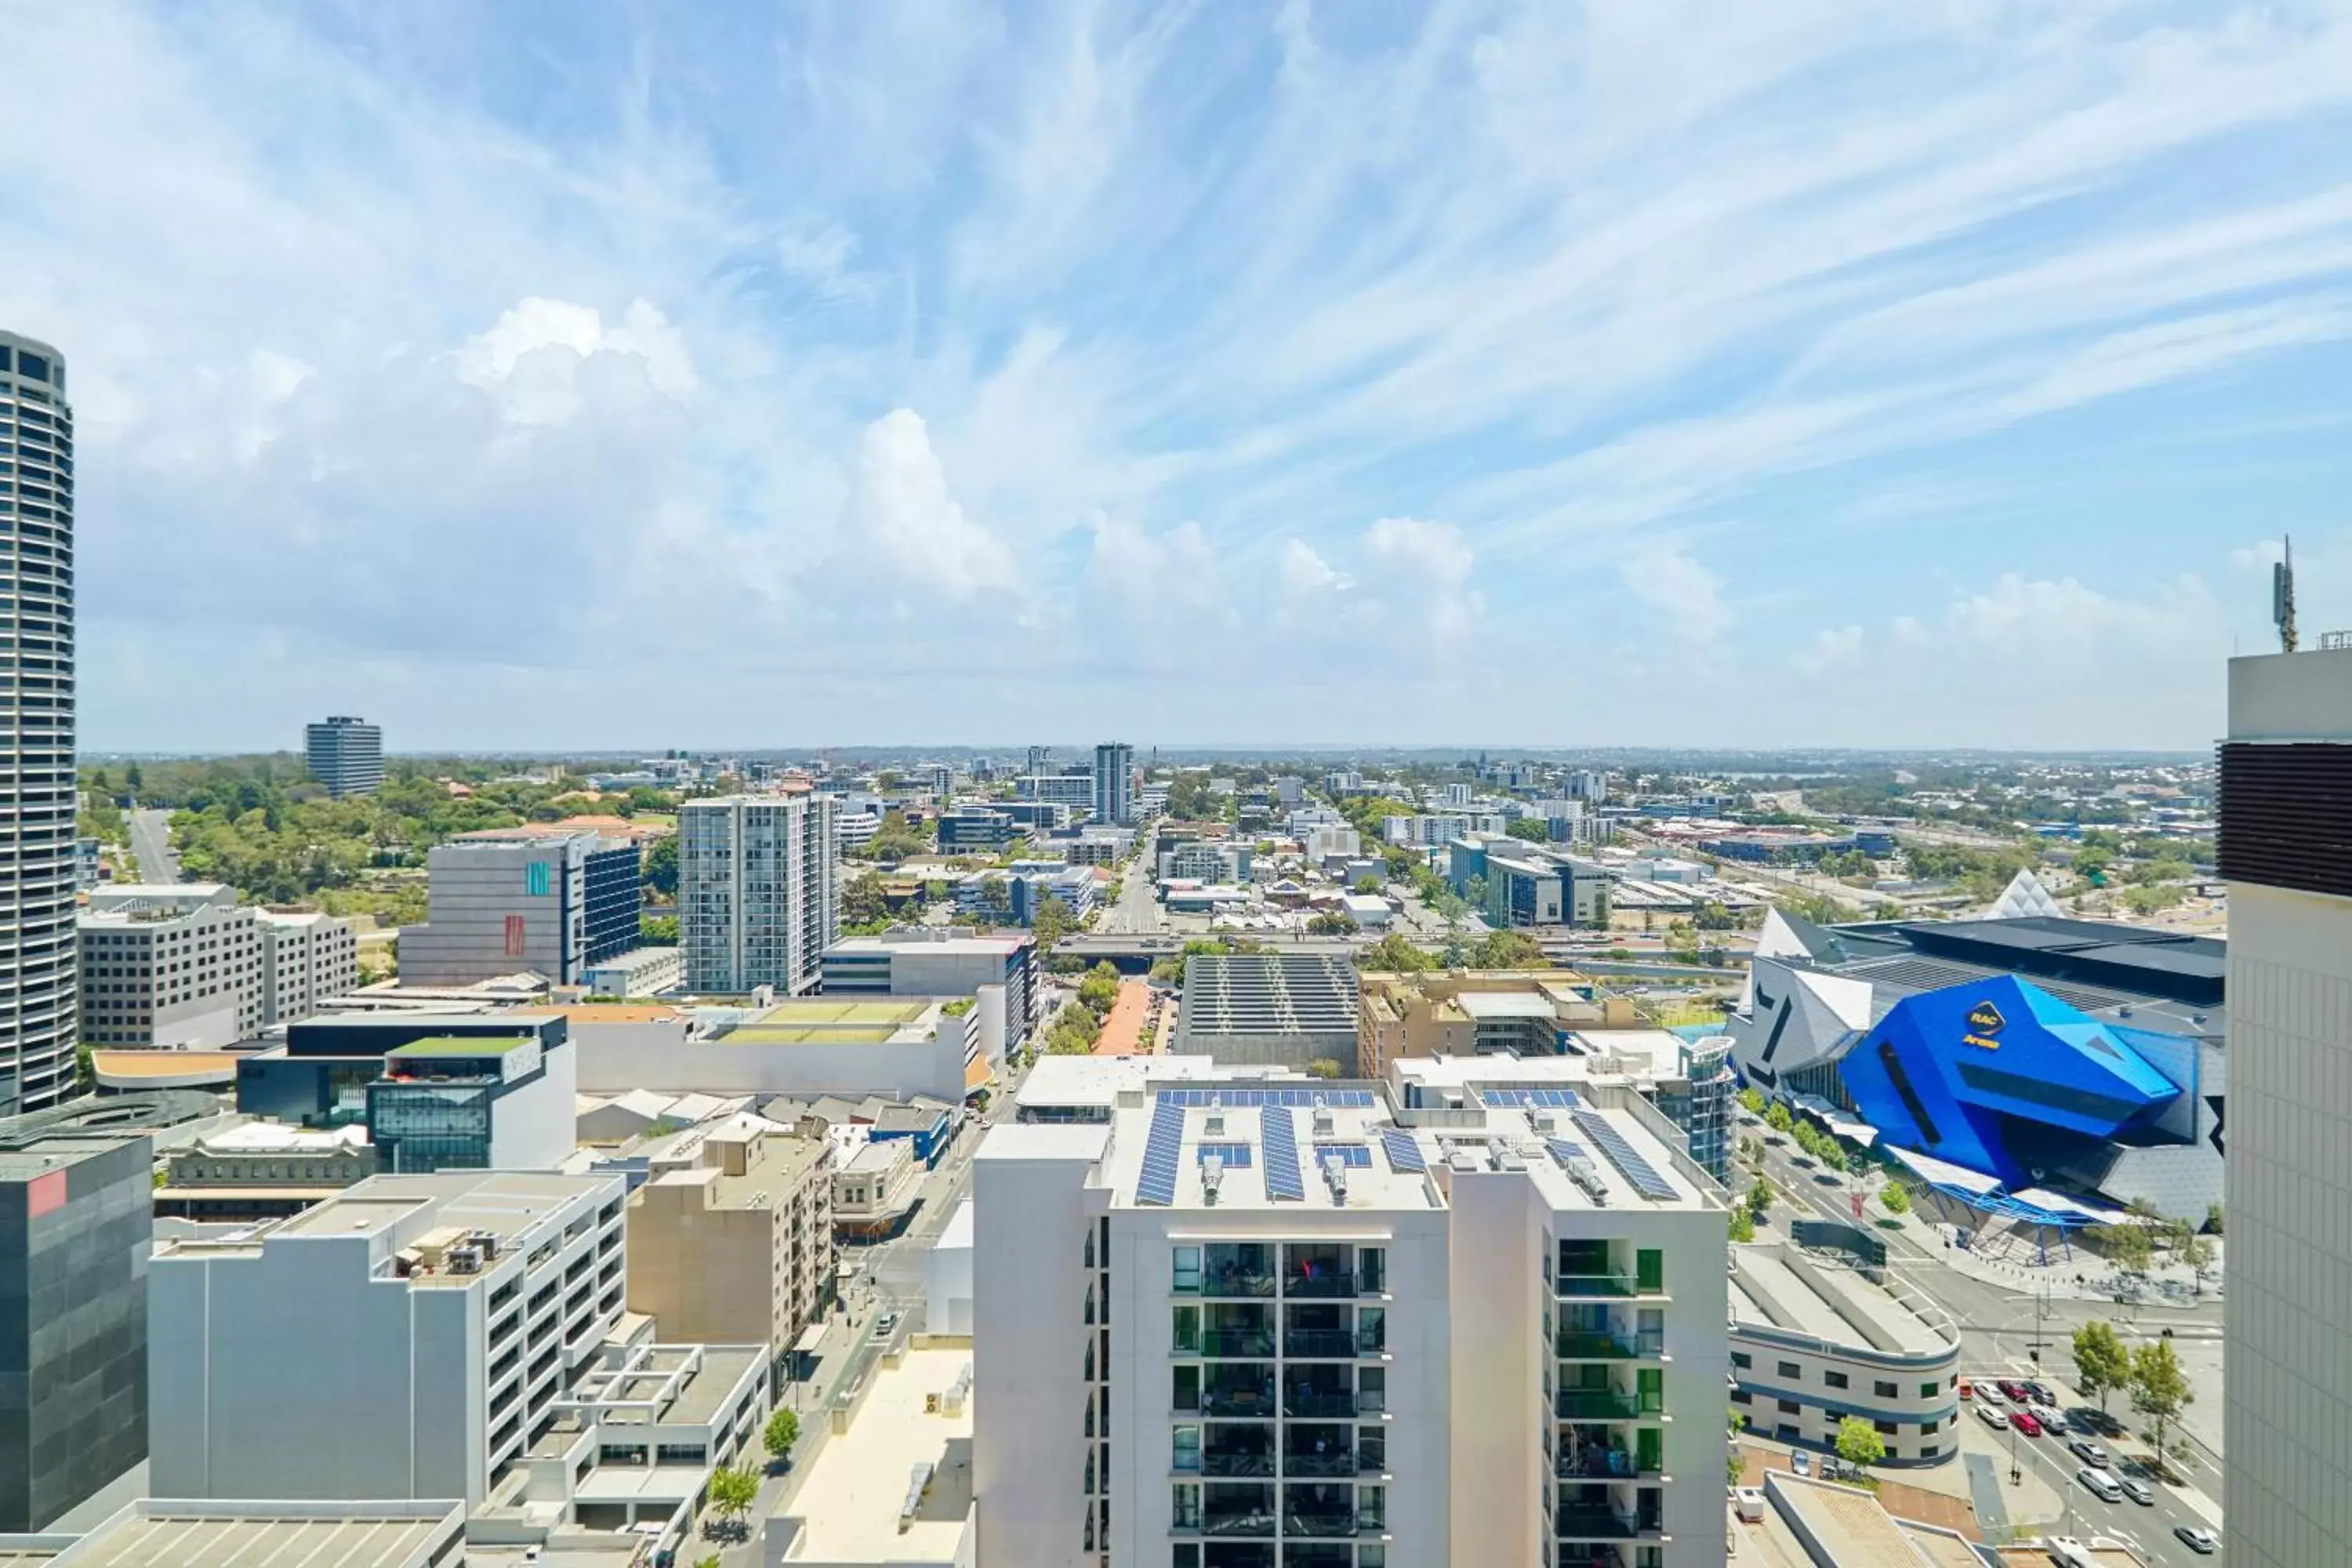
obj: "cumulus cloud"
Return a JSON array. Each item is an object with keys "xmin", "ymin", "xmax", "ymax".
[
  {"xmin": 456, "ymin": 298, "xmax": 698, "ymax": 426},
  {"xmin": 1794, "ymin": 625, "xmax": 1864, "ymax": 675},
  {"xmin": 1279, "ymin": 538, "xmax": 1352, "ymax": 601},
  {"xmin": 1362, "ymin": 517, "xmax": 1483, "ymax": 644},
  {"xmin": 842, "ymin": 409, "xmax": 1018, "ymax": 600},
  {"xmin": 1618, "ymin": 544, "xmax": 1728, "ymax": 636},
  {"xmin": 1087, "ymin": 514, "xmax": 1220, "ymax": 617}
]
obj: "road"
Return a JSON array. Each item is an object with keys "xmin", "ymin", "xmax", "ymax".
[
  {"xmin": 1098, "ymin": 850, "xmax": 1163, "ymax": 935},
  {"xmin": 1743, "ymin": 1120, "xmax": 2224, "ymax": 1564},
  {"xmin": 128, "ymin": 807, "xmax": 179, "ymax": 884}
]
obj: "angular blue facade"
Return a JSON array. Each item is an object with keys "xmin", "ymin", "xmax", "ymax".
[{"xmin": 1838, "ymin": 974, "xmax": 2181, "ymax": 1186}]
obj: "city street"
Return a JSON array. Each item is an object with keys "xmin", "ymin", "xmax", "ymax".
[
  {"xmin": 1740, "ymin": 1116, "xmax": 2225, "ymax": 1563},
  {"xmin": 1098, "ymin": 848, "xmax": 1163, "ymax": 935},
  {"xmin": 128, "ymin": 806, "xmax": 178, "ymax": 883}
]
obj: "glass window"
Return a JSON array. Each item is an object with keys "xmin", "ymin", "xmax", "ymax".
[
  {"xmin": 1635, "ymin": 1248, "xmax": 1663, "ymax": 1291},
  {"xmin": 1777, "ymin": 1398, "xmax": 1799, "ymax": 1414},
  {"xmin": 1171, "ymin": 1483, "xmax": 1200, "ymax": 1530},
  {"xmin": 1359, "ymin": 1246, "xmax": 1386, "ymax": 1293},
  {"xmin": 1777, "ymin": 1362, "xmax": 1801, "ymax": 1380},
  {"xmin": 15, "ymin": 353, "xmax": 45, "ymax": 384},
  {"xmin": 1874, "ymin": 1380, "xmax": 1897, "ymax": 1399},
  {"xmin": 1172, "ymin": 1364, "xmax": 1200, "ymax": 1413},
  {"xmin": 1823, "ymin": 1370, "xmax": 1848, "ymax": 1389},
  {"xmin": 1730, "ymin": 1352, "xmax": 1751, "ymax": 1369},
  {"xmin": 1921, "ymin": 1382, "xmax": 1940, "ymax": 1399},
  {"xmin": 1172, "ymin": 1425, "xmax": 1200, "ymax": 1472},
  {"xmin": 1172, "ymin": 1246, "xmax": 1201, "ymax": 1294},
  {"xmin": 1173, "ymin": 1547, "xmax": 1200, "ymax": 1568},
  {"xmin": 1172, "ymin": 1305, "xmax": 1200, "ymax": 1354}
]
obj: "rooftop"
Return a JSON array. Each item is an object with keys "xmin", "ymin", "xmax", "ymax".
[
  {"xmin": 35, "ymin": 1500, "xmax": 463, "ymax": 1568},
  {"xmin": 715, "ymin": 999, "xmax": 939, "ymax": 1046},
  {"xmin": 1178, "ymin": 953, "xmax": 1358, "ymax": 1038},
  {"xmin": 1731, "ymin": 1243, "xmax": 1951, "ymax": 1356},
  {"xmin": 165, "ymin": 1171, "xmax": 617, "ymax": 1276},
  {"xmin": 384, "ymin": 1033, "xmax": 533, "ymax": 1058},
  {"xmin": 776, "ymin": 1346, "xmax": 974, "ymax": 1564}
]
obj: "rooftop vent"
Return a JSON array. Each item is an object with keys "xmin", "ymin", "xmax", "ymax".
[
  {"xmin": 1322, "ymin": 1153, "xmax": 1349, "ymax": 1202},
  {"xmin": 1202, "ymin": 1154, "xmax": 1225, "ymax": 1204}
]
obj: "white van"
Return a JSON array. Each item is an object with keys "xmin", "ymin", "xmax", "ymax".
[{"xmin": 2078, "ymin": 1467, "xmax": 2125, "ymax": 1503}]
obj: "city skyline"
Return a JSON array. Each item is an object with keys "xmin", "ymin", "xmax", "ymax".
[{"xmin": 9, "ymin": 2, "xmax": 2352, "ymax": 751}]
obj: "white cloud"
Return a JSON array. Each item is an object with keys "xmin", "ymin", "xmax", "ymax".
[
  {"xmin": 1618, "ymin": 545, "xmax": 1728, "ymax": 637},
  {"xmin": 1363, "ymin": 516, "xmax": 1483, "ymax": 645},
  {"xmin": 843, "ymin": 408, "xmax": 1018, "ymax": 600},
  {"xmin": 1087, "ymin": 514, "xmax": 1221, "ymax": 619},
  {"xmin": 456, "ymin": 298, "xmax": 698, "ymax": 426},
  {"xmin": 1279, "ymin": 538, "xmax": 1352, "ymax": 600},
  {"xmin": 1794, "ymin": 625, "xmax": 1864, "ymax": 676}
]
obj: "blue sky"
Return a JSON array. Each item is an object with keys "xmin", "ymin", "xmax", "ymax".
[{"xmin": 9, "ymin": 0, "xmax": 2352, "ymax": 752}]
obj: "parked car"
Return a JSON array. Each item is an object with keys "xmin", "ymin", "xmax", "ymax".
[
  {"xmin": 2069, "ymin": 1439, "xmax": 2112, "ymax": 1468},
  {"xmin": 1956, "ymin": 1376, "xmax": 1974, "ymax": 1401},
  {"xmin": 2039, "ymin": 1409, "xmax": 2071, "ymax": 1436},
  {"xmin": 2119, "ymin": 1475, "xmax": 2155, "ymax": 1506},
  {"xmin": 1997, "ymin": 1378, "xmax": 2031, "ymax": 1403},
  {"xmin": 2024, "ymin": 1380, "xmax": 2060, "ymax": 1406},
  {"xmin": 1976, "ymin": 1405, "xmax": 2011, "ymax": 1431},
  {"xmin": 2010, "ymin": 1410, "xmax": 2043, "ymax": 1438},
  {"xmin": 2174, "ymin": 1524, "xmax": 2220, "ymax": 1555},
  {"xmin": 1791, "ymin": 1451, "xmax": 1812, "ymax": 1477},
  {"xmin": 2078, "ymin": 1467, "xmax": 2125, "ymax": 1503}
]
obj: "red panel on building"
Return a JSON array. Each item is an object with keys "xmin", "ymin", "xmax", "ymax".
[
  {"xmin": 25, "ymin": 1168, "xmax": 67, "ymax": 1219},
  {"xmin": 505, "ymin": 914, "xmax": 526, "ymax": 958}
]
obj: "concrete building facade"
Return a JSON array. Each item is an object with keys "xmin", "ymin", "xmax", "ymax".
[
  {"xmin": 149, "ymin": 1170, "xmax": 630, "ymax": 1508},
  {"xmin": 822, "ymin": 929, "xmax": 1038, "ymax": 1047},
  {"xmin": 0, "ymin": 332, "xmax": 78, "ymax": 1112},
  {"xmin": 256, "ymin": 907, "xmax": 361, "ymax": 1025},
  {"xmin": 626, "ymin": 1120, "xmax": 833, "ymax": 1359},
  {"xmin": 680, "ymin": 793, "xmax": 840, "ymax": 995},
  {"xmin": 303, "ymin": 715, "xmax": 383, "ymax": 798},
  {"xmin": 972, "ymin": 1069, "xmax": 1729, "ymax": 1568},
  {"xmin": 2221, "ymin": 644, "xmax": 2352, "ymax": 1568},
  {"xmin": 401, "ymin": 829, "xmax": 636, "ymax": 987},
  {"xmin": 1175, "ymin": 953, "xmax": 1359, "ymax": 1073},
  {"xmin": 1094, "ymin": 742, "xmax": 1136, "ymax": 827},
  {"xmin": 77, "ymin": 884, "xmax": 264, "ymax": 1048}
]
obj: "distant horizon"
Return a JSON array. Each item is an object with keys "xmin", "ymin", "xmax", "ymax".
[{"xmin": 75, "ymin": 742, "xmax": 2216, "ymax": 765}]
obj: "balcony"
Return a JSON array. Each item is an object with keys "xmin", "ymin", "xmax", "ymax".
[
  {"xmin": 1283, "ymin": 1388, "xmax": 1359, "ymax": 1420},
  {"xmin": 1554, "ymin": 1331, "xmax": 1664, "ymax": 1360},
  {"xmin": 1203, "ymin": 1385, "xmax": 1279, "ymax": 1420},
  {"xmin": 1285, "ymin": 1510, "xmax": 1359, "ymax": 1538},
  {"xmin": 1555, "ymin": 1508, "xmax": 1645, "ymax": 1541},
  {"xmin": 1554, "ymin": 1391, "xmax": 1642, "ymax": 1421},
  {"xmin": 1202, "ymin": 1450, "xmax": 1276, "ymax": 1478},
  {"xmin": 1201, "ymin": 1330, "xmax": 1277, "ymax": 1359},
  {"xmin": 1283, "ymin": 1449, "xmax": 1356, "ymax": 1479},
  {"xmin": 1555, "ymin": 1450, "xmax": 1658, "ymax": 1481},
  {"xmin": 1200, "ymin": 1508, "xmax": 1277, "ymax": 1538},
  {"xmin": 1285, "ymin": 1269, "xmax": 1358, "ymax": 1300},
  {"xmin": 1283, "ymin": 1330, "xmax": 1366, "ymax": 1359},
  {"xmin": 1553, "ymin": 1274, "xmax": 1646, "ymax": 1299}
]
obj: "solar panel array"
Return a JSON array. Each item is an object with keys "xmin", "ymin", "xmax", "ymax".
[
  {"xmin": 1137, "ymin": 1098, "xmax": 1185, "ymax": 1206},
  {"xmin": 1544, "ymin": 1138, "xmax": 1589, "ymax": 1165},
  {"xmin": 1261, "ymin": 1105, "xmax": 1305, "ymax": 1200},
  {"xmin": 1197, "ymin": 1142, "xmax": 1254, "ymax": 1169},
  {"xmin": 1479, "ymin": 1087, "xmax": 1583, "ymax": 1109},
  {"xmin": 1381, "ymin": 1127, "xmax": 1427, "ymax": 1173},
  {"xmin": 1570, "ymin": 1109, "xmax": 1678, "ymax": 1201},
  {"xmin": 1159, "ymin": 1087, "xmax": 1375, "ymax": 1108},
  {"xmin": 1313, "ymin": 1142, "xmax": 1373, "ymax": 1167}
]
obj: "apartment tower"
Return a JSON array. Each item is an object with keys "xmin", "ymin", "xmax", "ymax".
[
  {"xmin": 2221, "ymin": 644, "xmax": 2352, "ymax": 1567},
  {"xmin": 974, "ymin": 1074, "xmax": 1729, "ymax": 1568},
  {"xmin": 1094, "ymin": 742, "xmax": 1136, "ymax": 828},
  {"xmin": 0, "ymin": 332, "xmax": 77, "ymax": 1112},
  {"xmin": 679, "ymin": 793, "xmax": 840, "ymax": 994},
  {"xmin": 304, "ymin": 715, "xmax": 383, "ymax": 798}
]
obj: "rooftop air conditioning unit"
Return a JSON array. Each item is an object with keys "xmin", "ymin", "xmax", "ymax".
[
  {"xmin": 1205, "ymin": 1113, "xmax": 1225, "ymax": 1137},
  {"xmin": 1530, "ymin": 1112, "xmax": 1555, "ymax": 1134},
  {"xmin": 465, "ymin": 1229, "xmax": 500, "ymax": 1259},
  {"xmin": 445, "ymin": 1247, "xmax": 483, "ymax": 1275}
]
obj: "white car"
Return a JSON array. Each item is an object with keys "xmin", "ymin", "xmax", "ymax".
[
  {"xmin": 1975, "ymin": 1382, "xmax": 2005, "ymax": 1405},
  {"xmin": 1976, "ymin": 1404, "xmax": 2010, "ymax": 1430},
  {"xmin": 2174, "ymin": 1524, "xmax": 2220, "ymax": 1555},
  {"xmin": 2078, "ymin": 1467, "xmax": 2124, "ymax": 1503}
]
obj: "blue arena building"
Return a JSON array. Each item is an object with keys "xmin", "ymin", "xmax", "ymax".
[{"xmin": 1726, "ymin": 885, "xmax": 2223, "ymax": 1222}]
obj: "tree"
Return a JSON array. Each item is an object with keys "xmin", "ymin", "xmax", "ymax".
[
  {"xmin": 1149, "ymin": 956, "xmax": 1185, "ymax": 985},
  {"xmin": 1728, "ymin": 1410, "xmax": 1748, "ymax": 1487},
  {"xmin": 2205, "ymin": 1200, "xmax": 2223, "ymax": 1236},
  {"xmin": 763, "ymin": 1405, "xmax": 801, "ymax": 1466},
  {"xmin": 1765, "ymin": 1102, "xmax": 1794, "ymax": 1136},
  {"xmin": 1505, "ymin": 816, "xmax": 1552, "ymax": 844},
  {"xmin": 1305, "ymin": 1058, "xmax": 1341, "ymax": 1080},
  {"xmin": 1077, "ymin": 962, "xmax": 1121, "ymax": 1014},
  {"xmin": 2072, "ymin": 1320, "xmax": 2132, "ymax": 1412},
  {"xmin": 2095, "ymin": 1221, "xmax": 2154, "ymax": 1283},
  {"xmin": 2179, "ymin": 1230, "xmax": 2216, "ymax": 1292},
  {"xmin": 1835, "ymin": 1414, "xmax": 1886, "ymax": 1478},
  {"xmin": 2129, "ymin": 1339, "xmax": 2194, "ymax": 1475},
  {"xmin": 1352, "ymin": 873, "xmax": 1385, "ymax": 895},
  {"xmin": 640, "ymin": 913, "xmax": 680, "ymax": 945},
  {"xmin": 706, "ymin": 1462, "xmax": 760, "ymax": 1528},
  {"xmin": 1468, "ymin": 928, "xmax": 1547, "ymax": 969},
  {"xmin": 1031, "ymin": 894, "xmax": 1077, "ymax": 953},
  {"xmin": 840, "ymin": 870, "xmax": 891, "ymax": 929},
  {"xmin": 1728, "ymin": 1206, "xmax": 1755, "ymax": 1243},
  {"xmin": 1745, "ymin": 1178, "xmax": 1773, "ymax": 1220},
  {"xmin": 1360, "ymin": 932, "xmax": 1437, "ymax": 973},
  {"xmin": 1878, "ymin": 1181, "xmax": 1910, "ymax": 1217},
  {"xmin": 1737, "ymin": 1087, "xmax": 1766, "ymax": 1116},
  {"xmin": 642, "ymin": 833, "xmax": 680, "ymax": 897}
]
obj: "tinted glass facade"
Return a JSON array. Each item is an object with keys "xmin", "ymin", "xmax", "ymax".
[
  {"xmin": 583, "ymin": 844, "xmax": 641, "ymax": 964},
  {"xmin": 0, "ymin": 1136, "xmax": 150, "ymax": 1530},
  {"xmin": 368, "ymin": 1080, "xmax": 494, "ymax": 1173}
]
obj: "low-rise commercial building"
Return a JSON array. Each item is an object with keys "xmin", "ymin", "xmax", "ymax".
[
  {"xmin": 154, "ymin": 1121, "xmax": 379, "ymax": 1222},
  {"xmin": 762, "ymin": 1345, "xmax": 976, "ymax": 1566},
  {"xmin": 579, "ymin": 944, "xmax": 683, "ymax": 997},
  {"xmin": 1446, "ymin": 837, "xmax": 1613, "ymax": 929},
  {"xmin": 822, "ymin": 929, "xmax": 1037, "ymax": 1047},
  {"xmin": 1357, "ymin": 970, "xmax": 1635, "ymax": 1074},
  {"xmin": 150, "ymin": 1171, "xmax": 631, "ymax": 1508},
  {"xmin": 256, "ymin": 907, "xmax": 361, "ymax": 1023},
  {"xmin": 626, "ymin": 1120, "xmax": 833, "ymax": 1357},
  {"xmin": 399, "ymin": 829, "xmax": 640, "ymax": 986},
  {"xmin": 77, "ymin": 883, "xmax": 265, "ymax": 1047},
  {"xmin": 1160, "ymin": 840, "xmax": 1253, "ymax": 884},
  {"xmin": 568, "ymin": 996, "xmax": 996, "ymax": 1104},
  {"xmin": 1174, "ymin": 953, "xmax": 1359, "ymax": 1073},
  {"xmin": 833, "ymin": 1138, "xmax": 921, "ymax": 1239},
  {"xmin": 1728, "ymin": 1243, "xmax": 1961, "ymax": 1465},
  {"xmin": 953, "ymin": 863, "xmax": 1098, "ymax": 925},
  {"xmin": 24, "ymin": 1499, "xmax": 469, "ymax": 1568}
]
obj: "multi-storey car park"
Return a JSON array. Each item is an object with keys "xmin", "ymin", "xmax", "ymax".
[
  {"xmin": 1176, "ymin": 953, "xmax": 1361, "ymax": 1075},
  {"xmin": 973, "ymin": 1073, "xmax": 1730, "ymax": 1568}
]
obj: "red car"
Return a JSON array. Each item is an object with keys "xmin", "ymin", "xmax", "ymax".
[
  {"xmin": 1997, "ymin": 1379, "xmax": 2031, "ymax": 1403},
  {"xmin": 2011, "ymin": 1410, "xmax": 2044, "ymax": 1438}
]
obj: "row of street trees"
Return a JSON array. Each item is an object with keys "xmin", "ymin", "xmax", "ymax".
[{"xmin": 2072, "ymin": 1322, "xmax": 2197, "ymax": 1476}]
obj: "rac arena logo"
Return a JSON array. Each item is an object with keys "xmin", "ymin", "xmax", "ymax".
[{"xmin": 1962, "ymin": 1000, "xmax": 2006, "ymax": 1051}]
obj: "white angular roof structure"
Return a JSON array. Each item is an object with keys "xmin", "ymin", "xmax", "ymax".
[{"xmin": 1982, "ymin": 868, "xmax": 2064, "ymax": 921}]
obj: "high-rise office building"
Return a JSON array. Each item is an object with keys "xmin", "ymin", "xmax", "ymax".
[
  {"xmin": 0, "ymin": 333, "xmax": 77, "ymax": 1114},
  {"xmin": 974, "ymin": 1072, "xmax": 1729, "ymax": 1567},
  {"xmin": 1094, "ymin": 742, "xmax": 1135, "ymax": 827},
  {"xmin": 397, "ymin": 827, "xmax": 637, "ymax": 985},
  {"xmin": 0, "ymin": 1106, "xmax": 154, "ymax": 1530},
  {"xmin": 679, "ymin": 793, "xmax": 839, "ymax": 994},
  {"xmin": 2221, "ymin": 644, "xmax": 2352, "ymax": 1568},
  {"xmin": 303, "ymin": 715, "xmax": 383, "ymax": 797}
]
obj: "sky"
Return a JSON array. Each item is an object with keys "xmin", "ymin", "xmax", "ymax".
[{"xmin": 9, "ymin": 0, "xmax": 2352, "ymax": 753}]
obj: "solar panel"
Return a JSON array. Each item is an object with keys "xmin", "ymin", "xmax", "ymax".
[
  {"xmin": 1160, "ymin": 1088, "xmax": 1376, "ymax": 1108},
  {"xmin": 1480, "ymin": 1087, "xmax": 1583, "ymax": 1110},
  {"xmin": 1314, "ymin": 1142, "xmax": 1372, "ymax": 1167},
  {"xmin": 1570, "ymin": 1109, "xmax": 1678, "ymax": 1201},
  {"xmin": 1198, "ymin": 1142, "xmax": 1253, "ymax": 1169},
  {"xmin": 1545, "ymin": 1138, "xmax": 1589, "ymax": 1164},
  {"xmin": 1137, "ymin": 1098, "xmax": 1185, "ymax": 1206},
  {"xmin": 1261, "ymin": 1105, "xmax": 1305, "ymax": 1200},
  {"xmin": 1381, "ymin": 1127, "xmax": 1426, "ymax": 1173}
]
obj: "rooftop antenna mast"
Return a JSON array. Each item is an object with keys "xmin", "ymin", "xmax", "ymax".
[{"xmin": 2276, "ymin": 535, "xmax": 2299, "ymax": 653}]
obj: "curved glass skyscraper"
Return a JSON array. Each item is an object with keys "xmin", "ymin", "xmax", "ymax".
[{"xmin": 0, "ymin": 332, "xmax": 76, "ymax": 1112}]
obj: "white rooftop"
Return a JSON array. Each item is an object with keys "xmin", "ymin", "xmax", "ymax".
[
  {"xmin": 1012, "ymin": 1053, "xmax": 1303, "ymax": 1112},
  {"xmin": 776, "ymin": 1346, "xmax": 974, "ymax": 1563},
  {"xmin": 1456, "ymin": 991, "xmax": 1559, "ymax": 1020}
]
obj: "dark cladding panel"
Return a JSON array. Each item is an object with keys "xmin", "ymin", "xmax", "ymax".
[{"xmin": 2220, "ymin": 742, "xmax": 2352, "ymax": 898}]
